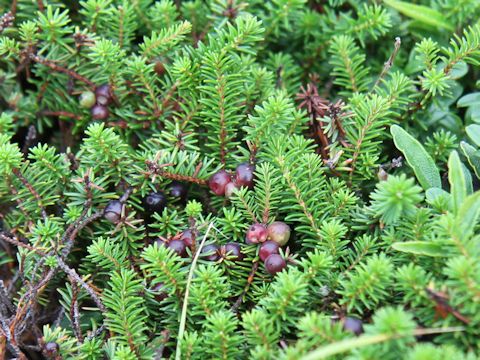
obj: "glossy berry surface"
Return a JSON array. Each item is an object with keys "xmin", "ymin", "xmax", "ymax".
[
  {"xmin": 143, "ymin": 191, "xmax": 167, "ymax": 214},
  {"xmin": 343, "ymin": 317, "xmax": 363, "ymax": 335},
  {"xmin": 180, "ymin": 229, "xmax": 195, "ymax": 249},
  {"xmin": 235, "ymin": 162, "xmax": 255, "ymax": 188},
  {"xmin": 245, "ymin": 223, "xmax": 268, "ymax": 244},
  {"xmin": 91, "ymin": 104, "xmax": 109, "ymax": 120},
  {"xmin": 208, "ymin": 170, "xmax": 232, "ymax": 196},
  {"xmin": 264, "ymin": 254, "xmax": 287, "ymax": 275},
  {"xmin": 79, "ymin": 91, "xmax": 96, "ymax": 108},
  {"xmin": 267, "ymin": 221, "xmax": 291, "ymax": 246},
  {"xmin": 169, "ymin": 181, "xmax": 188, "ymax": 199},
  {"xmin": 95, "ymin": 84, "xmax": 112, "ymax": 105},
  {"xmin": 224, "ymin": 182, "xmax": 238, "ymax": 198},
  {"xmin": 259, "ymin": 241, "xmax": 280, "ymax": 261},
  {"xmin": 151, "ymin": 282, "xmax": 168, "ymax": 302},
  {"xmin": 202, "ymin": 244, "xmax": 220, "ymax": 261},
  {"xmin": 223, "ymin": 242, "xmax": 244, "ymax": 261},
  {"xmin": 167, "ymin": 239, "xmax": 187, "ymax": 257},
  {"xmin": 104, "ymin": 200, "xmax": 123, "ymax": 223},
  {"xmin": 43, "ymin": 342, "xmax": 59, "ymax": 357}
]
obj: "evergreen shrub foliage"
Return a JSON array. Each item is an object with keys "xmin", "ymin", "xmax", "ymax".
[{"xmin": 0, "ymin": 0, "xmax": 480, "ymax": 359}]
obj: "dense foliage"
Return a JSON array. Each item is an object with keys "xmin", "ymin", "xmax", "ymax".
[{"xmin": 1, "ymin": 0, "xmax": 480, "ymax": 359}]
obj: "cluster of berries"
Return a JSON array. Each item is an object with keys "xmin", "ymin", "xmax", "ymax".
[
  {"xmin": 79, "ymin": 84, "xmax": 113, "ymax": 120},
  {"xmin": 245, "ymin": 221, "xmax": 291, "ymax": 275},
  {"xmin": 103, "ymin": 182, "xmax": 188, "ymax": 224},
  {"xmin": 208, "ymin": 163, "xmax": 255, "ymax": 197}
]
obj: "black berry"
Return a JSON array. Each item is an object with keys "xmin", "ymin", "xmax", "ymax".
[
  {"xmin": 235, "ymin": 162, "xmax": 255, "ymax": 188},
  {"xmin": 167, "ymin": 239, "xmax": 187, "ymax": 257},
  {"xmin": 95, "ymin": 84, "xmax": 113, "ymax": 106},
  {"xmin": 201, "ymin": 244, "xmax": 220, "ymax": 261},
  {"xmin": 180, "ymin": 229, "xmax": 195, "ymax": 249},
  {"xmin": 223, "ymin": 242, "xmax": 244, "ymax": 261},
  {"xmin": 208, "ymin": 170, "xmax": 232, "ymax": 196},
  {"xmin": 169, "ymin": 181, "xmax": 188, "ymax": 199},
  {"xmin": 264, "ymin": 254, "xmax": 287, "ymax": 275},
  {"xmin": 43, "ymin": 342, "xmax": 59, "ymax": 357},
  {"xmin": 267, "ymin": 221, "xmax": 291, "ymax": 246},
  {"xmin": 259, "ymin": 240, "xmax": 280, "ymax": 262},
  {"xmin": 91, "ymin": 104, "xmax": 109, "ymax": 120},
  {"xmin": 343, "ymin": 317, "xmax": 363, "ymax": 335},
  {"xmin": 151, "ymin": 282, "xmax": 168, "ymax": 302},
  {"xmin": 79, "ymin": 91, "xmax": 96, "ymax": 108},
  {"xmin": 245, "ymin": 223, "xmax": 268, "ymax": 244},
  {"xmin": 143, "ymin": 191, "xmax": 167, "ymax": 214},
  {"xmin": 104, "ymin": 200, "xmax": 123, "ymax": 223}
]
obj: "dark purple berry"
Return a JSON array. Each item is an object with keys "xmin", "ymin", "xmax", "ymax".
[
  {"xmin": 91, "ymin": 104, "xmax": 109, "ymax": 120},
  {"xmin": 259, "ymin": 241, "xmax": 280, "ymax": 262},
  {"xmin": 267, "ymin": 221, "xmax": 291, "ymax": 246},
  {"xmin": 152, "ymin": 282, "xmax": 168, "ymax": 302},
  {"xmin": 169, "ymin": 181, "xmax": 188, "ymax": 199},
  {"xmin": 223, "ymin": 242, "xmax": 244, "ymax": 261},
  {"xmin": 202, "ymin": 244, "xmax": 220, "ymax": 261},
  {"xmin": 343, "ymin": 317, "xmax": 363, "ymax": 335},
  {"xmin": 180, "ymin": 229, "xmax": 195, "ymax": 249},
  {"xmin": 43, "ymin": 342, "xmax": 59, "ymax": 357},
  {"xmin": 225, "ymin": 182, "xmax": 239, "ymax": 198},
  {"xmin": 104, "ymin": 200, "xmax": 123, "ymax": 223},
  {"xmin": 208, "ymin": 170, "xmax": 232, "ymax": 196},
  {"xmin": 79, "ymin": 91, "xmax": 96, "ymax": 108},
  {"xmin": 95, "ymin": 84, "xmax": 113, "ymax": 105},
  {"xmin": 245, "ymin": 223, "xmax": 268, "ymax": 244},
  {"xmin": 167, "ymin": 239, "xmax": 187, "ymax": 257},
  {"xmin": 235, "ymin": 162, "xmax": 255, "ymax": 189},
  {"xmin": 143, "ymin": 192, "xmax": 167, "ymax": 214},
  {"xmin": 264, "ymin": 254, "xmax": 287, "ymax": 275}
]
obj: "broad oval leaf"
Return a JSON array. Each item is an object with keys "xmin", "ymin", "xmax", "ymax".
[
  {"xmin": 383, "ymin": 0, "xmax": 454, "ymax": 31},
  {"xmin": 390, "ymin": 125, "xmax": 441, "ymax": 190},
  {"xmin": 392, "ymin": 241, "xmax": 444, "ymax": 257},
  {"xmin": 466, "ymin": 124, "xmax": 480, "ymax": 147}
]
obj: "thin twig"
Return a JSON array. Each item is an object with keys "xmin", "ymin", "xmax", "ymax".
[
  {"xmin": 12, "ymin": 168, "xmax": 48, "ymax": 220},
  {"xmin": 69, "ymin": 280, "xmax": 84, "ymax": 343},
  {"xmin": 175, "ymin": 223, "xmax": 214, "ymax": 360},
  {"xmin": 231, "ymin": 261, "xmax": 260, "ymax": 312},
  {"xmin": 56, "ymin": 258, "xmax": 106, "ymax": 313},
  {"xmin": 372, "ymin": 37, "xmax": 401, "ymax": 90},
  {"xmin": 29, "ymin": 54, "xmax": 95, "ymax": 88}
]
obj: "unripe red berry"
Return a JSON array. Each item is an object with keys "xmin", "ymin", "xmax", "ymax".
[
  {"xmin": 264, "ymin": 254, "xmax": 287, "ymax": 275},
  {"xmin": 245, "ymin": 223, "xmax": 268, "ymax": 244},
  {"xmin": 267, "ymin": 221, "xmax": 291, "ymax": 246},
  {"xmin": 169, "ymin": 181, "xmax": 188, "ymax": 199},
  {"xmin": 91, "ymin": 104, "xmax": 109, "ymax": 120},
  {"xmin": 235, "ymin": 162, "xmax": 255, "ymax": 188},
  {"xmin": 143, "ymin": 191, "xmax": 167, "ymax": 214},
  {"xmin": 79, "ymin": 91, "xmax": 96, "ymax": 108},
  {"xmin": 104, "ymin": 200, "xmax": 123, "ymax": 223},
  {"xmin": 208, "ymin": 170, "xmax": 232, "ymax": 196},
  {"xmin": 223, "ymin": 242, "xmax": 244, "ymax": 261},
  {"xmin": 180, "ymin": 229, "xmax": 195, "ymax": 249},
  {"xmin": 43, "ymin": 341, "xmax": 59, "ymax": 358},
  {"xmin": 343, "ymin": 317, "xmax": 363, "ymax": 335},
  {"xmin": 95, "ymin": 84, "xmax": 113, "ymax": 105},
  {"xmin": 259, "ymin": 241, "xmax": 280, "ymax": 262},
  {"xmin": 202, "ymin": 244, "xmax": 220, "ymax": 261}
]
